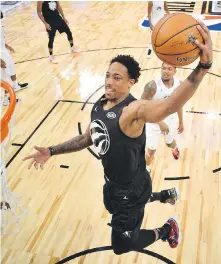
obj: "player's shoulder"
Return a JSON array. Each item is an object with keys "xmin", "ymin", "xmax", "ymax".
[
  {"xmin": 145, "ymin": 79, "xmax": 157, "ymax": 89},
  {"xmin": 141, "ymin": 80, "xmax": 157, "ymax": 100}
]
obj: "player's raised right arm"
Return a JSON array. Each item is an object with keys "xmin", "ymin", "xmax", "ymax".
[{"xmin": 132, "ymin": 20, "xmax": 212, "ymax": 124}]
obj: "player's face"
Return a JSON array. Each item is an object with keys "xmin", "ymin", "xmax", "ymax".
[
  {"xmin": 161, "ymin": 63, "xmax": 176, "ymax": 81},
  {"xmin": 105, "ymin": 62, "xmax": 135, "ymax": 100}
]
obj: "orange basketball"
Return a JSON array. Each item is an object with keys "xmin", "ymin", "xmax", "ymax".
[{"xmin": 151, "ymin": 13, "xmax": 204, "ymax": 66}]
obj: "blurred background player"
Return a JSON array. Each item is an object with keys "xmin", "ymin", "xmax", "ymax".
[
  {"xmin": 147, "ymin": 1, "xmax": 170, "ymax": 57},
  {"xmin": 141, "ymin": 62, "xmax": 184, "ymax": 172},
  {"xmin": 37, "ymin": 1, "xmax": 79, "ymax": 64},
  {"xmin": 0, "ymin": 11, "xmax": 28, "ymax": 106}
]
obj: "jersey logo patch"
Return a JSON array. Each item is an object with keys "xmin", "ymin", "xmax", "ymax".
[
  {"xmin": 49, "ymin": 1, "xmax": 57, "ymax": 11},
  {"xmin": 106, "ymin": 112, "xmax": 116, "ymax": 119},
  {"xmin": 90, "ymin": 119, "xmax": 110, "ymax": 155}
]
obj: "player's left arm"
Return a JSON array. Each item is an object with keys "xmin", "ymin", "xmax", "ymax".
[
  {"xmin": 164, "ymin": 1, "xmax": 170, "ymax": 14},
  {"xmin": 176, "ymin": 80, "xmax": 184, "ymax": 133},
  {"xmin": 177, "ymin": 107, "xmax": 184, "ymax": 133},
  {"xmin": 57, "ymin": 1, "xmax": 68, "ymax": 23}
]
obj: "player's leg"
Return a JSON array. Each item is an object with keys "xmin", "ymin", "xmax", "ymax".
[
  {"xmin": 62, "ymin": 21, "xmax": 80, "ymax": 53},
  {"xmin": 145, "ymin": 131, "xmax": 159, "ymax": 172},
  {"xmin": 164, "ymin": 119, "xmax": 180, "ymax": 160},
  {"xmin": 111, "ymin": 209, "xmax": 180, "ymax": 254},
  {"xmin": 47, "ymin": 28, "xmax": 57, "ymax": 63}
]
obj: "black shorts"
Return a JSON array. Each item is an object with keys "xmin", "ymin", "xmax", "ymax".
[
  {"xmin": 47, "ymin": 18, "xmax": 70, "ymax": 38},
  {"xmin": 103, "ymin": 172, "xmax": 152, "ymax": 254},
  {"xmin": 103, "ymin": 171, "xmax": 152, "ymax": 214}
]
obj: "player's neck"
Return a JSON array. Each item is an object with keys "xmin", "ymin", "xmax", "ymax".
[
  {"xmin": 105, "ymin": 94, "xmax": 129, "ymax": 109},
  {"xmin": 162, "ymin": 78, "xmax": 174, "ymax": 88}
]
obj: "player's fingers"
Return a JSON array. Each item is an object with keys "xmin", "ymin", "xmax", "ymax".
[
  {"xmin": 40, "ymin": 163, "xmax": 44, "ymax": 170},
  {"xmin": 195, "ymin": 39, "xmax": 204, "ymax": 50},
  {"xmin": 23, "ymin": 155, "xmax": 35, "ymax": 161},
  {"xmin": 28, "ymin": 159, "xmax": 35, "ymax": 169},
  {"xmin": 34, "ymin": 162, "xmax": 39, "ymax": 170},
  {"xmin": 197, "ymin": 19, "xmax": 210, "ymax": 36},
  {"xmin": 196, "ymin": 25, "xmax": 208, "ymax": 43}
]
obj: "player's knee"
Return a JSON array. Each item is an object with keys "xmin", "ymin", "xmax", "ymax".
[
  {"xmin": 112, "ymin": 246, "xmax": 124, "ymax": 255},
  {"xmin": 166, "ymin": 140, "xmax": 174, "ymax": 148},
  {"xmin": 112, "ymin": 240, "xmax": 131, "ymax": 255}
]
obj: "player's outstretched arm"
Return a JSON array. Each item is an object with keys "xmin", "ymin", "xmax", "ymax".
[{"xmin": 23, "ymin": 125, "xmax": 92, "ymax": 170}]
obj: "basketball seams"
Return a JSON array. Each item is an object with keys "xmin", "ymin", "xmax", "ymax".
[
  {"xmin": 156, "ymin": 23, "xmax": 200, "ymax": 47},
  {"xmin": 154, "ymin": 13, "xmax": 178, "ymax": 48},
  {"xmin": 156, "ymin": 46, "xmax": 199, "ymax": 56}
]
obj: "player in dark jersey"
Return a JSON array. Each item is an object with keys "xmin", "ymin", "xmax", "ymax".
[
  {"xmin": 37, "ymin": 1, "xmax": 79, "ymax": 64},
  {"xmin": 23, "ymin": 21, "xmax": 212, "ymax": 255}
]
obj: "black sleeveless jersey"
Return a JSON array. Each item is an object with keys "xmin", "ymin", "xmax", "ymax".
[
  {"xmin": 90, "ymin": 94, "xmax": 146, "ymax": 186},
  {"xmin": 42, "ymin": 1, "xmax": 62, "ymax": 25}
]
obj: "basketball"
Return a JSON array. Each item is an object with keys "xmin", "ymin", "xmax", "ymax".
[{"xmin": 151, "ymin": 13, "xmax": 204, "ymax": 66}]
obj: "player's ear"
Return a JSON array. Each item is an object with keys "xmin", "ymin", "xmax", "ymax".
[{"xmin": 129, "ymin": 79, "xmax": 135, "ymax": 88}]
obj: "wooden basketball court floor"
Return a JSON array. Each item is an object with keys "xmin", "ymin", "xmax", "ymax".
[{"xmin": 1, "ymin": 1, "xmax": 221, "ymax": 264}]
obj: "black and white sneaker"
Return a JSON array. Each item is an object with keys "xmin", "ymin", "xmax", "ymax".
[
  {"xmin": 14, "ymin": 83, "xmax": 29, "ymax": 92},
  {"xmin": 160, "ymin": 188, "xmax": 179, "ymax": 205}
]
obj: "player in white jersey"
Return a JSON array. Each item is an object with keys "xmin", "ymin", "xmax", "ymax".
[
  {"xmin": 147, "ymin": 1, "xmax": 170, "ymax": 57},
  {"xmin": 0, "ymin": 11, "xmax": 28, "ymax": 106},
  {"xmin": 141, "ymin": 63, "xmax": 184, "ymax": 170}
]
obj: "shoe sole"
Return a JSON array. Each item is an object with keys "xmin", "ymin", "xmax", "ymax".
[
  {"xmin": 168, "ymin": 216, "xmax": 182, "ymax": 247},
  {"xmin": 166, "ymin": 187, "xmax": 179, "ymax": 205}
]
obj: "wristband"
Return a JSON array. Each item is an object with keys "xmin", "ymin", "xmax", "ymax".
[
  {"xmin": 199, "ymin": 61, "xmax": 212, "ymax": 69},
  {"xmin": 48, "ymin": 146, "xmax": 54, "ymax": 156}
]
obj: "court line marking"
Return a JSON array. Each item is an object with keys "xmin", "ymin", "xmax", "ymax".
[
  {"xmin": 55, "ymin": 246, "xmax": 175, "ymax": 264},
  {"xmin": 6, "ymin": 100, "xmax": 93, "ymax": 168},
  {"xmin": 213, "ymin": 167, "xmax": 221, "ymax": 173},
  {"xmin": 14, "ymin": 47, "xmax": 221, "ymax": 65},
  {"xmin": 164, "ymin": 176, "xmax": 190, "ymax": 180}
]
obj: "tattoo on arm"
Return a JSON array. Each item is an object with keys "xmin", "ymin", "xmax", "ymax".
[
  {"xmin": 50, "ymin": 126, "xmax": 92, "ymax": 155},
  {"xmin": 187, "ymin": 64, "xmax": 203, "ymax": 88},
  {"xmin": 141, "ymin": 80, "xmax": 157, "ymax": 100}
]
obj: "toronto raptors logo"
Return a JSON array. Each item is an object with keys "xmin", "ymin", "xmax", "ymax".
[
  {"xmin": 49, "ymin": 1, "xmax": 57, "ymax": 11},
  {"xmin": 90, "ymin": 120, "xmax": 110, "ymax": 155}
]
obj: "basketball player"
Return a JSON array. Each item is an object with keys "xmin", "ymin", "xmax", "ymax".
[
  {"xmin": 37, "ymin": 1, "xmax": 79, "ymax": 64},
  {"xmin": 147, "ymin": 1, "xmax": 170, "ymax": 57},
  {"xmin": 141, "ymin": 63, "xmax": 183, "ymax": 171},
  {"xmin": 23, "ymin": 21, "xmax": 212, "ymax": 255},
  {"xmin": 0, "ymin": 11, "xmax": 28, "ymax": 106}
]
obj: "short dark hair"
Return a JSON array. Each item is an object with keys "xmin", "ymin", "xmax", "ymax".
[
  {"xmin": 162, "ymin": 62, "xmax": 176, "ymax": 69},
  {"xmin": 110, "ymin": 55, "xmax": 141, "ymax": 83}
]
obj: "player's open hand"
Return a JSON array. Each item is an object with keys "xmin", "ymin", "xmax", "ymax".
[
  {"xmin": 23, "ymin": 146, "xmax": 51, "ymax": 170},
  {"xmin": 45, "ymin": 23, "xmax": 51, "ymax": 31},
  {"xmin": 195, "ymin": 19, "xmax": 213, "ymax": 64},
  {"xmin": 159, "ymin": 121, "xmax": 169, "ymax": 135}
]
